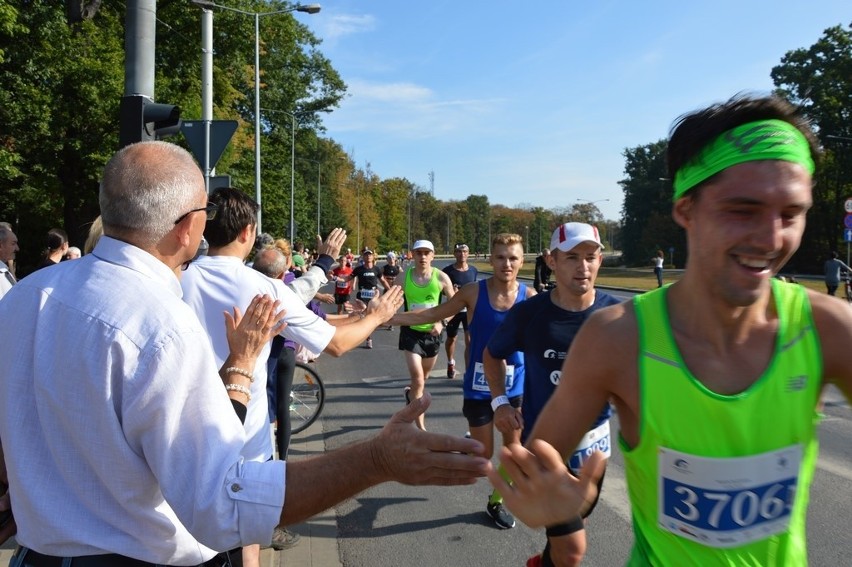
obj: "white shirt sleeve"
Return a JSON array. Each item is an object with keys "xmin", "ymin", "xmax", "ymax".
[
  {"xmin": 287, "ymin": 265, "xmax": 327, "ymax": 304},
  {"xmin": 272, "ymin": 279, "xmax": 335, "ymax": 353}
]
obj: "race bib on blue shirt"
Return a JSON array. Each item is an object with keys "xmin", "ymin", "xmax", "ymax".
[{"xmin": 472, "ymin": 361, "xmax": 514, "ymax": 392}]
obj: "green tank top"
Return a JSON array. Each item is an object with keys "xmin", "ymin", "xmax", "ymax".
[
  {"xmin": 403, "ymin": 267, "xmax": 443, "ymax": 332},
  {"xmin": 624, "ymin": 280, "xmax": 821, "ymax": 566}
]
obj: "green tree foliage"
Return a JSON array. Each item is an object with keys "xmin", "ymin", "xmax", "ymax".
[
  {"xmin": 462, "ymin": 195, "xmax": 491, "ymax": 254},
  {"xmin": 618, "ymin": 140, "xmax": 684, "ymax": 266},
  {"xmin": 0, "ymin": 3, "xmax": 126, "ymax": 271},
  {"xmin": 375, "ymin": 177, "xmax": 415, "ymax": 252},
  {"xmin": 772, "ymin": 23, "xmax": 852, "ymax": 273}
]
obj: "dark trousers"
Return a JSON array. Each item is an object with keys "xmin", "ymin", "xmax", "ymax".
[
  {"xmin": 274, "ymin": 346, "xmax": 296, "ymax": 459},
  {"xmin": 11, "ymin": 547, "xmax": 242, "ymax": 567}
]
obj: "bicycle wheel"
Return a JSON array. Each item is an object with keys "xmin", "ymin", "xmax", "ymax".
[{"xmin": 289, "ymin": 362, "xmax": 325, "ymax": 434}]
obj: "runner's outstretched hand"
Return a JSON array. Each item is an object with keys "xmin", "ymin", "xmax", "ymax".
[
  {"xmin": 366, "ymin": 285, "xmax": 404, "ymax": 324},
  {"xmin": 487, "ymin": 439, "xmax": 605, "ymax": 528}
]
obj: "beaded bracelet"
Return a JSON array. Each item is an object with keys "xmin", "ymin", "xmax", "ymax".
[
  {"xmin": 225, "ymin": 383, "xmax": 251, "ymax": 402},
  {"xmin": 223, "ymin": 367, "xmax": 254, "ymax": 382}
]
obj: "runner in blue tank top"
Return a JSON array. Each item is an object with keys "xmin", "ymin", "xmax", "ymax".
[{"xmin": 391, "ymin": 233, "xmax": 535, "ymax": 530}]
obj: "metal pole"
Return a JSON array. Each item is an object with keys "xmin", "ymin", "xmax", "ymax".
[
  {"xmin": 254, "ymin": 13, "xmax": 262, "ymax": 232},
  {"xmin": 316, "ymin": 162, "xmax": 321, "ymax": 235},
  {"xmin": 290, "ymin": 113, "xmax": 296, "ymax": 243},
  {"xmin": 357, "ymin": 184, "xmax": 361, "ymax": 252},
  {"xmin": 446, "ymin": 210, "xmax": 450, "ymax": 253},
  {"xmin": 124, "ymin": 0, "xmax": 155, "ymax": 98},
  {"xmin": 200, "ymin": 7, "xmax": 213, "ymax": 193}
]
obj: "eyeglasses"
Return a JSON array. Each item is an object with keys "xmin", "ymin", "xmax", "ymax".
[{"xmin": 174, "ymin": 203, "xmax": 218, "ymax": 225}]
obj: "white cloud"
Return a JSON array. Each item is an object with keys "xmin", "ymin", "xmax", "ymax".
[{"xmin": 320, "ymin": 14, "xmax": 376, "ymax": 43}]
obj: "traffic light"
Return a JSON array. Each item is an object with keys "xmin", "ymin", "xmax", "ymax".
[{"xmin": 118, "ymin": 95, "xmax": 182, "ymax": 148}]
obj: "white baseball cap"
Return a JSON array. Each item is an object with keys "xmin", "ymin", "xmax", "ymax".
[
  {"xmin": 411, "ymin": 239, "xmax": 434, "ymax": 252},
  {"xmin": 386, "ymin": 251, "xmax": 396, "ymax": 260},
  {"xmin": 549, "ymin": 223, "xmax": 604, "ymax": 252}
]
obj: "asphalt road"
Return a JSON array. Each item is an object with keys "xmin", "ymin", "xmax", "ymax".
[{"xmin": 305, "ymin": 264, "xmax": 852, "ymax": 566}]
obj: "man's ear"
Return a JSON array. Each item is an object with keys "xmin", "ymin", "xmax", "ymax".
[
  {"xmin": 672, "ymin": 196, "xmax": 694, "ymax": 230},
  {"xmin": 545, "ymin": 251, "xmax": 557, "ymax": 270},
  {"xmin": 238, "ymin": 224, "xmax": 255, "ymax": 244},
  {"xmin": 172, "ymin": 218, "xmax": 195, "ymax": 250}
]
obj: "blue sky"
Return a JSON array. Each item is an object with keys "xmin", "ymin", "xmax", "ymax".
[{"xmin": 302, "ymin": 1, "xmax": 849, "ymax": 221}]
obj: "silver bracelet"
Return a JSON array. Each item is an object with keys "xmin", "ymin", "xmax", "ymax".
[
  {"xmin": 223, "ymin": 366, "xmax": 254, "ymax": 382},
  {"xmin": 225, "ymin": 383, "xmax": 252, "ymax": 402}
]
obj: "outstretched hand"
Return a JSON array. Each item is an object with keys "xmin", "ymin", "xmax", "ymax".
[
  {"xmin": 487, "ymin": 440, "xmax": 605, "ymax": 528},
  {"xmin": 366, "ymin": 286, "xmax": 404, "ymax": 323},
  {"xmin": 316, "ymin": 228, "xmax": 347, "ymax": 259},
  {"xmin": 370, "ymin": 392, "xmax": 491, "ymax": 486},
  {"xmin": 224, "ymin": 294, "xmax": 286, "ymax": 362}
]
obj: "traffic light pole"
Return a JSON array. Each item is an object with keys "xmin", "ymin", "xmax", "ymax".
[
  {"xmin": 124, "ymin": 0, "xmax": 155, "ymax": 103},
  {"xmin": 119, "ymin": 0, "xmax": 181, "ymax": 149},
  {"xmin": 200, "ymin": 7, "xmax": 213, "ymax": 193}
]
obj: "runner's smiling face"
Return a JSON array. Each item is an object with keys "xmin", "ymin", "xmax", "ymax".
[{"xmin": 674, "ymin": 160, "xmax": 812, "ymax": 307}]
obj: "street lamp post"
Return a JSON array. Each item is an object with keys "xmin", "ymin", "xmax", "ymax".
[
  {"xmin": 297, "ymin": 157, "xmax": 322, "ymax": 236},
  {"xmin": 265, "ymin": 109, "xmax": 298, "ymax": 242},
  {"xmin": 190, "ymin": 1, "xmax": 320, "ymax": 233},
  {"xmin": 357, "ymin": 183, "xmax": 361, "ymax": 253},
  {"xmin": 446, "ymin": 208, "xmax": 452, "ymax": 254}
]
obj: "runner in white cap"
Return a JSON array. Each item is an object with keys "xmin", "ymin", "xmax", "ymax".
[{"xmin": 393, "ymin": 239, "xmax": 455, "ymax": 430}]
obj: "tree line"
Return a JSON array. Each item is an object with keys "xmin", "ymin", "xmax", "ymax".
[{"xmin": 0, "ymin": 4, "xmax": 849, "ymax": 275}]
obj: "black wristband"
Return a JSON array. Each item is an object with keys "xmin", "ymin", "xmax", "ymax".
[
  {"xmin": 313, "ymin": 254, "xmax": 334, "ymax": 274},
  {"xmin": 545, "ymin": 515, "xmax": 584, "ymax": 537}
]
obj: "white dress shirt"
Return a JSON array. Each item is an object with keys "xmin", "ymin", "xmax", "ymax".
[
  {"xmin": 181, "ymin": 255, "xmax": 334, "ymax": 463},
  {"xmin": 0, "ymin": 237, "xmax": 285, "ymax": 564}
]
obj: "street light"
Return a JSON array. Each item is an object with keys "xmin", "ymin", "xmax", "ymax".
[
  {"xmin": 190, "ymin": 0, "xmax": 320, "ymax": 233},
  {"xmin": 264, "ymin": 108, "xmax": 298, "ymax": 242},
  {"xmin": 576, "ymin": 198, "xmax": 610, "ymax": 206},
  {"xmin": 297, "ymin": 157, "xmax": 321, "ymax": 235}
]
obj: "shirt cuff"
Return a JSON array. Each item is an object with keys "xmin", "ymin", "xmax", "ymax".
[
  {"xmin": 313, "ymin": 254, "xmax": 334, "ymax": 274},
  {"xmin": 229, "ymin": 459, "xmax": 287, "ymax": 545}
]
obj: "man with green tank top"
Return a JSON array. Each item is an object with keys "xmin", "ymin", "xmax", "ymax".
[
  {"xmin": 394, "ymin": 239, "xmax": 456, "ymax": 431},
  {"xmin": 487, "ymin": 94, "xmax": 852, "ymax": 566}
]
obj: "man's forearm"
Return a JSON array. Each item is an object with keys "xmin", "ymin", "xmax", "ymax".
[
  {"xmin": 482, "ymin": 348, "xmax": 508, "ymax": 397},
  {"xmin": 280, "ymin": 437, "xmax": 384, "ymax": 525},
  {"xmin": 324, "ymin": 312, "xmax": 383, "ymax": 356}
]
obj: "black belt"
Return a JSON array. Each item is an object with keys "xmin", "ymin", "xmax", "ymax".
[
  {"xmin": 13, "ymin": 548, "xmax": 155, "ymax": 567},
  {"xmin": 13, "ymin": 547, "xmax": 239, "ymax": 567}
]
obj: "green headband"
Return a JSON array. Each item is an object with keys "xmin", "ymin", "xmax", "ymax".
[{"xmin": 672, "ymin": 119, "xmax": 815, "ymax": 200}]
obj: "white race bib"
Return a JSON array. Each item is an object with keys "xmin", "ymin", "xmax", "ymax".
[
  {"xmin": 471, "ymin": 361, "xmax": 514, "ymax": 392},
  {"xmin": 359, "ymin": 288, "xmax": 377, "ymax": 299},
  {"xmin": 658, "ymin": 445, "xmax": 801, "ymax": 548},
  {"xmin": 568, "ymin": 421, "xmax": 611, "ymax": 470},
  {"xmin": 336, "ymin": 279, "xmax": 348, "ymax": 289}
]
